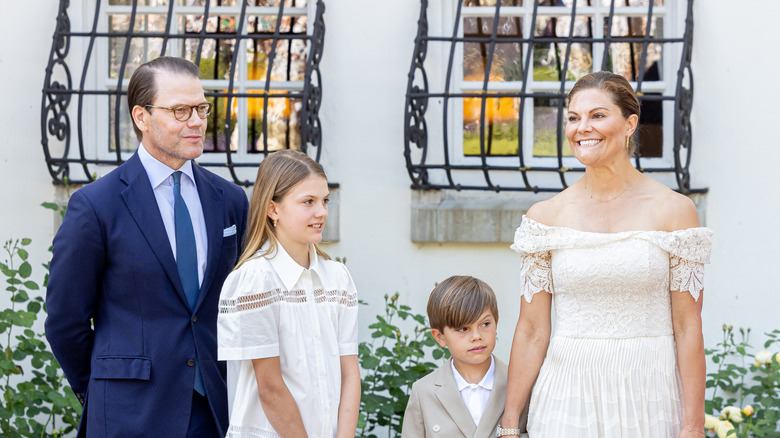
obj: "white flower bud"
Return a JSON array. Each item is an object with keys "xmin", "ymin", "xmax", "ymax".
[{"xmin": 755, "ymin": 350, "xmax": 773, "ymax": 365}]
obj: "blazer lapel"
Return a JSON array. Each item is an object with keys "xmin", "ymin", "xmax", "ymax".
[
  {"xmin": 474, "ymin": 357, "xmax": 507, "ymax": 438},
  {"xmin": 435, "ymin": 359, "xmax": 477, "ymax": 437},
  {"xmin": 192, "ymin": 165, "xmax": 224, "ymax": 311},
  {"xmin": 120, "ymin": 153, "xmax": 188, "ymax": 306}
]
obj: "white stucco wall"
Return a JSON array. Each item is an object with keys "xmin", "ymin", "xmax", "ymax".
[
  {"xmin": 1, "ymin": 0, "xmax": 778, "ymax": 400},
  {"xmin": 0, "ymin": 1, "xmax": 59, "ymax": 293},
  {"xmin": 691, "ymin": 2, "xmax": 780, "ymax": 344}
]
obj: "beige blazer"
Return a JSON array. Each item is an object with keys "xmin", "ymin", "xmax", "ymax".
[{"xmin": 401, "ymin": 357, "xmax": 528, "ymax": 438}]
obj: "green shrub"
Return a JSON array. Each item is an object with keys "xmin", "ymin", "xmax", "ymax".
[
  {"xmin": 705, "ymin": 325, "xmax": 780, "ymax": 437},
  {"xmin": 357, "ymin": 293, "xmax": 449, "ymax": 438},
  {"xmin": 0, "ymin": 238, "xmax": 81, "ymax": 437}
]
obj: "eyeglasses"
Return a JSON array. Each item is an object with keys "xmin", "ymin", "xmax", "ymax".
[{"xmin": 144, "ymin": 103, "xmax": 212, "ymax": 121}]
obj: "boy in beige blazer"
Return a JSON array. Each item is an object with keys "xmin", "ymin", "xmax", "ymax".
[{"xmin": 401, "ymin": 276, "xmax": 528, "ymax": 438}]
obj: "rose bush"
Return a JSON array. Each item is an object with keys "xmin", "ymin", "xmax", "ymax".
[{"xmin": 705, "ymin": 325, "xmax": 780, "ymax": 437}]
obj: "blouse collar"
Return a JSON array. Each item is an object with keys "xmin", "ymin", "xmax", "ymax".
[{"xmin": 267, "ymin": 242, "xmax": 321, "ymax": 291}]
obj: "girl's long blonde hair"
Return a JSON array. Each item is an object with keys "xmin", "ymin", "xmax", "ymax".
[{"xmin": 235, "ymin": 150, "xmax": 330, "ymax": 270}]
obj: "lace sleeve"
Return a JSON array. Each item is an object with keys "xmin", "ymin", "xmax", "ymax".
[
  {"xmin": 669, "ymin": 254, "xmax": 705, "ymax": 301},
  {"xmin": 520, "ymin": 251, "xmax": 553, "ymax": 303}
]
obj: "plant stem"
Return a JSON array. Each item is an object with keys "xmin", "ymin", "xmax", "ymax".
[{"xmin": 3, "ymin": 241, "xmax": 18, "ymax": 400}]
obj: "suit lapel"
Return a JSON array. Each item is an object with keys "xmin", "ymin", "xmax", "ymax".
[
  {"xmin": 120, "ymin": 153, "xmax": 188, "ymax": 306},
  {"xmin": 435, "ymin": 359, "xmax": 477, "ymax": 437},
  {"xmin": 475, "ymin": 357, "xmax": 507, "ymax": 438},
  {"xmin": 192, "ymin": 165, "xmax": 224, "ymax": 311}
]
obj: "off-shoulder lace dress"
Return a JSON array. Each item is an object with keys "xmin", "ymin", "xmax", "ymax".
[{"xmin": 511, "ymin": 216, "xmax": 712, "ymax": 437}]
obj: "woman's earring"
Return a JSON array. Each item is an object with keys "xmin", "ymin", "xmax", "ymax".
[
  {"xmin": 626, "ymin": 136, "xmax": 630, "ymax": 151},
  {"xmin": 273, "ymin": 219, "xmax": 278, "ymax": 228}
]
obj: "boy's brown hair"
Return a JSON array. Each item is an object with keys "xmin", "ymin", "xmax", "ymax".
[{"xmin": 427, "ymin": 275, "xmax": 498, "ymax": 331}]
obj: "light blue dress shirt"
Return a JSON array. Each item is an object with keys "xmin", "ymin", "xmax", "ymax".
[{"xmin": 137, "ymin": 144, "xmax": 208, "ymax": 287}]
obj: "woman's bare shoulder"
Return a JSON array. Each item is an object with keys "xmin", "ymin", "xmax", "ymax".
[
  {"xmin": 643, "ymin": 180, "xmax": 700, "ymax": 230},
  {"xmin": 526, "ymin": 188, "xmax": 576, "ymax": 226}
]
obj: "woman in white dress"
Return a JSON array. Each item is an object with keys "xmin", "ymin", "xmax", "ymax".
[{"xmin": 498, "ymin": 71, "xmax": 711, "ymax": 438}]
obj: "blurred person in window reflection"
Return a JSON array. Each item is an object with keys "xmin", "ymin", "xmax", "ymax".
[
  {"xmin": 45, "ymin": 56, "xmax": 249, "ymax": 437},
  {"xmin": 500, "ymin": 71, "xmax": 711, "ymax": 438}
]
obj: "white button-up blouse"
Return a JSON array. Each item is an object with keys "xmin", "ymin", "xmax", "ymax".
[{"xmin": 217, "ymin": 243, "xmax": 359, "ymax": 438}]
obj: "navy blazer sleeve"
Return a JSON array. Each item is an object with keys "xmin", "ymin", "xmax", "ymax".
[{"xmin": 45, "ymin": 189, "xmax": 105, "ymax": 396}]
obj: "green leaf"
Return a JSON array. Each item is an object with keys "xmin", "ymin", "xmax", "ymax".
[
  {"xmin": 48, "ymin": 390, "xmax": 70, "ymax": 408},
  {"xmin": 20, "ymin": 238, "xmax": 31, "ymax": 246},
  {"xmin": 362, "ymin": 356, "xmax": 380, "ymax": 370},
  {"xmin": 26, "ymin": 301, "xmax": 41, "ymax": 313},
  {"xmin": 18, "ymin": 262, "xmax": 31, "ymax": 279},
  {"xmin": 23, "ymin": 281, "xmax": 38, "ymax": 291},
  {"xmin": 17, "ymin": 249, "xmax": 28, "ymax": 261},
  {"xmin": 30, "ymin": 356, "xmax": 44, "ymax": 369}
]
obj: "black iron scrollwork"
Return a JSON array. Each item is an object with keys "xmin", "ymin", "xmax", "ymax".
[
  {"xmin": 403, "ymin": 0, "xmax": 704, "ymax": 194},
  {"xmin": 300, "ymin": 0, "xmax": 326, "ymax": 163},
  {"xmin": 673, "ymin": 0, "xmax": 695, "ymax": 194},
  {"xmin": 404, "ymin": 0, "xmax": 431, "ymax": 188},
  {"xmin": 41, "ymin": 0, "xmax": 326, "ymax": 187},
  {"xmin": 41, "ymin": 0, "xmax": 73, "ymax": 184}
]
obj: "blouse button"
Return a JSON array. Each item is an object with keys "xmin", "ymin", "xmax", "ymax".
[
  {"xmin": 187, "ymin": 359, "xmax": 195, "ymax": 367},
  {"xmin": 432, "ymin": 424, "xmax": 441, "ymax": 432}
]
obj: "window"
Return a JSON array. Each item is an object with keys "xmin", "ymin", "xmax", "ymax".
[
  {"xmin": 405, "ymin": 0, "xmax": 702, "ymax": 193},
  {"xmin": 42, "ymin": 0, "xmax": 325, "ymax": 186}
]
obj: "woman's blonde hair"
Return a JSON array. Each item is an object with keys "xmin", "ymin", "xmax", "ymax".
[{"xmin": 235, "ymin": 150, "xmax": 330, "ymax": 270}]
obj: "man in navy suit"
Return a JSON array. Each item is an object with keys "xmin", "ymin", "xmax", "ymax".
[{"xmin": 46, "ymin": 56, "xmax": 248, "ymax": 437}]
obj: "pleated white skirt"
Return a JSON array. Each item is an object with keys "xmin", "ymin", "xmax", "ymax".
[{"xmin": 527, "ymin": 335, "xmax": 684, "ymax": 437}]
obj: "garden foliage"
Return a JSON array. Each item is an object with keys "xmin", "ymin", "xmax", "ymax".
[
  {"xmin": 356, "ymin": 292, "xmax": 449, "ymax": 438},
  {"xmin": 0, "ymin": 236, "xmax": 81, "ymax": 437},
  {"xmin": 705, "ymin": 325, "xmax": 780, "ymax": 437}
]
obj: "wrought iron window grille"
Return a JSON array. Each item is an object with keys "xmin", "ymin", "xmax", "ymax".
[
  {"xmin": 404, "ymin": 0, "xmax": 703, "ymax": 194},
  {"xmin": 42, "ymin": 0, "xmax": 326, "ymax": 187}
]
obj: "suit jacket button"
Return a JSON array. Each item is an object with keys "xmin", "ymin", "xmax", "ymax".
[
  {"xmin": 432, "ymin": 424, "xmax": 440, "ymax": 432},
  {"xmin": 192, "ymin": 315, "xmax": 198, "ymax": 323},
  {"xmin": 187, "ymin": 359, "xmax": 195, "ymax": 367}
]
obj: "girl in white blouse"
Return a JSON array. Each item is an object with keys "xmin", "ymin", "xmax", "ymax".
[{"xmin": 217, "ymin": 150, "xmax": 360, "ymax": 438}]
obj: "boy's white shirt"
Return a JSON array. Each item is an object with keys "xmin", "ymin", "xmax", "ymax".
[{"xmin": 450, "ymin": 355, "xmax": 495, "ymax": 427}]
